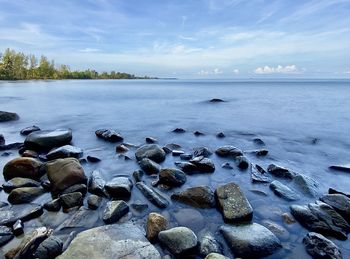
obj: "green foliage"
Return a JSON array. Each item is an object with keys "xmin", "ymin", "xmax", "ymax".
[{"xmin": 0, "ymin": 48, "xmax": 155, "ymax": 80}]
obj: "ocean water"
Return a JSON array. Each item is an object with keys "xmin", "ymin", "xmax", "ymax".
[{"xmin": 0, "ymin": 79, "xmax": 349, "ymax": 258}]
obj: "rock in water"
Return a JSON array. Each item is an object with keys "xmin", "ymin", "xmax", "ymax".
[
  {"xmin": 329, "ymin": 164, "xmax": 350, "ymax": 173},
  {"xmin": 3, "ymin": 157, "xmax": 43, "ymax": 181},
  {"xmin": 215, "ymin": 145, "xmax": 243, "ymax": 158},
  {"xmin": 8, "ymin": 187, "xmax": 45, "ymax": 204},
  {"xmin": 146, "ymin": 212, "xmax": 168, "ymax": 243},
  {"xmin": 139, "ymin": 158, "xmax": 161, "ymax": 174},
  {"xmin": 303, "ymin": 232, "xmax": 342, "ymax": 259},
  {"xmin": 0, "ymin": 134, "xmax": 5, "ymax": 145},
  {"xmin": 25, "ymin": 129, "xmax": 72, "ymax": 151},
  {"xmin": 199, "ymin": 232, "xmax": 223, "ymax": 257},
  {"xmin": 57, "ymin": 223, "xmax": 161, "ymax": 259},
  {"xmin": 329, "ymin": 188, "xmax": 350, "ymax": 198},
  {"xmin": 158, "ymin": 227, "xmax": 198, "ymax": 255},
  {"xmin": 104, "ymin": 177, "xmax": 133, "ymax": 198},
  {"xmin": 0, "ymin": 203, "xmax": 43, "ymax": 225},
  {"xmin": 189, "ymin": 156, "xmax": 215, "ymax": 173},
  {"xmin": 46, "ymin": 145, "xmax": 83, "ymax": 160},
  {"xmin": 95, "ymin": 129, "xmax": 123, "ymax": 142},
  {"xmin": 135, "ymin": 144, "xmax": 166, "ymax": 163},
  {"xmin": 193, "ymin": 147, "xmax": 213, "ymax": 158},
  {"xmin": 0, "ymin": 111, "xmax": 19, "ymax": 122},
  {"xmin": 136, "ymin": 182, "xmax": 169, "ymax": 208},
  {"xmin": 0, "ymin": 226, "xmax": 14, "ymax": 247},
  {"xmin": 220, "ymin": 223, "xmax": 281, "ymax": 258},
  {"xmin": 215, "ymin": 182, "xmax": 253, "ymax": 222},
  {"xmin": 43, "ymin": 198, "xmax": 61, "ymax": 212},
  {"xmin": 270, "ymin": 180, "xmax": 299, "ymax": 201},
  {"xmin": 34, "ymin": 235, "xmax": 64, "ymax": 259},
  {"xmin": 251, "ymin": 164, "xmax": 271, "ymax": 183},
  {"xmin": 20, "ymin": 125, "xmax": 41, "ymax": 135},
  {"xmin": 60, "ymin": 192, "xmax": 83, "ymax": 209},
  {"xmin": 159, "ymin": 168, "xmax": 186, "ymax": 187},
  {"xmin": 235, "ymin": 156, "xmax": 249, "ymax": 170},
  {"xmin": 267, "ymin": 164, "xmax": 297, "ymax": 179},
  {"xmin": 88, "ymin": 170, "xmax": 106, "ymax": 196},
  {"xmin": 171, "ymin": 186, "xmax": 216, "ymax": 208},
  {"xmin": 87, "ymin": 195, "xmax": 102, "ymax": 210},
  {"xmin": 293, "ymin": 174, "xmax": 319, "ymax": 197},
  {"xmin": 3, "ymin": 177, "xmax": 41, "ymax": 192},
  {"xmin": 103, "ymin": 200, "xmax": 129, "ymax": 224},
  {"xmin": 320, "ymin": 194, "xmax": 350, "ymax": 223}
]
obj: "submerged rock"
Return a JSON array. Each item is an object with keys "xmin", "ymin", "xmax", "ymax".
[
  {"xmin": 270, "ymin": 180, "xmax": 299, "ymax": 201},
  {"xmin": 171, "ymin": 186, "xmax": 216, "ymax": 208},
  {"xmin": 20, "ymin": 125, "xmax": 41, "ymax": 135},
  {"xmin": 136, "ymin": 182, "xmax": 169, "ymax": 208},
  {"xmin": 61, "ymin": 183, "xmax": 87, "ymax": 196},
  {"xmin": 135, "ymin": 144, "xmax": 166, "ymax": 163},
  {"xmin": 215, "ymin": 145, "xmax": 243, "ymax": 158},
  {"xmin": 103, "ymin": 200, "xmax": 129, "ymax": 224},
  {"xmin": 139, "ymin": 158, "xmax": 161, "ymax": 175},
  {"xmin": 46, "ymin": 145, "xmax": 83, "ymax": 160},
  {"xmin": 320, "ymin": 194, "xmax": 350, "ymax": 222},
  {"xmin": 253, "ymin": 138, "xmax": 265, "ymax": 145},
  {"xmin": 199, "ymin": 232, "xmax": 223, "ymax": 257},
  {"xmin": 251, "ymin": 164, "xmax": 271, "ymax": 183},
  {"xmin": 329, "ymin": 164, "xmax": 350, "ymax": 173},
  {"xmin": 0, "ymin": 111, "xmax": 19, "ymax": 122},
  {"xmin": 146, "ymin": 212, "xmax": 168, "ymax": 243},
  {"xmin": 8, "ymin": 187, "xmax": 45, "ymax": 204},
  {"xmin": 0, "ymin": 225, "xmax": 14, "ymax": 247},
  {"xmin": 0, "ymin": 203, "xmax": 43, "ymax": 226},
  {"xmin": 0, "ymin": 134, "xmax": 5, "ymax": 145},
  {"xmin": 293, "ymin": 174, "xmax": 319, "ymax": 197},
  {"xmin": 209, "ymin": 98, "xmax": 225, "ymax": 103},
  {"xmin": 88, "ymin": 170, "xmax": 106, "ymax": 196},
  {"xmin": 303, "ymin": 232, "xmax": 342, "ymax": 259},
  {"xmin": 267, "ymin": 164, "xmax": 297, "ymax": 179},
  {"xmin": 3, "ymin": 157, "xmax": 43, "ymax": 181},
  {"xmin": 216, "ymin": 132, "xmax": 225, "ymax": 138},
  {"xmin": 95, "ymin": 129, "xmax": 123, "ymax": 142},
  {"xmin": 158, "ymin": 227, "xmax": 198, "ymax": 255},
  {"xmin": 104, "ymin": 177, "xmax": 133, "ymax": 198},
  {"xmin": 329, "ymin": 188, "xmax": 350, "ymax": 198},
  {"xmin": 34, "ymin": 235, "xmax": 64, "ymax": 259},
  {"xmin": 159, "ymin": 168, "xmax": 186, "ymax": 187},
  {"xmin": 193, "ymin": 147, "xmax": 212, "ymax": 158},
  {"xmin": 194, "ymin": 130, "xmax": 205, "ymax": 136},
  {"xmin": 25, "ymin": 129, "xmax": 72, "ymax": 151},
  {"xmin": 3, "ymin": 177, "xmax": 41, "ymax": 192}
]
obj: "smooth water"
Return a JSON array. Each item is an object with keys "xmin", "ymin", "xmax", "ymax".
[{"xmin": 0, "ymin": 79, "xmax": 350, "ymax": 258}]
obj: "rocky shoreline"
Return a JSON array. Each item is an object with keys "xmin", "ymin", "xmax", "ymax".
[{"xmin": 0, "ymin": 110, "xmax": 349, "ymax": 258}]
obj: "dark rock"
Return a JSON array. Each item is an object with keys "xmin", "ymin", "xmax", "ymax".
[
  {"xmin": 8, "ymin": 187, "xmax": 45, "ymax": 204},
  {"xmin": 146, "ymin": 137, "xmax": 157, "ymax": 143},
  {"xmin": 0, "ymin": 203, "xmax": 43, "ymax": 226},
  {"xmin": 86, "ymin": 155, "xmax": 101, "ymax": 163},
  {"xmin": 25, "ymin": 129, "xmax": 72, "ymax": 151},
  {"xmin": 216, "ymin": 132, "xmax": 225, "ymax": 138},
  {"xmin": 116, "ymin": 144, "xmax": 129, "ymax": 153},
  {"xmin": 95, "ymin": 129, "xmax": 123, "ymax": 142},
  {"xmin": 329, "ymin": 164, "xmax": 350, "ymax": 173},
  {"xmin": 158, "ymin": 227, "xmax": 198, "ymax": 255},
  {"xmin": 135, "ymin": 144, "xmax": 166, "ymax": 163},
  {"xmin": 43, "ymin": 198, "xmax": 61, "ymax": 212},
  {"xmin": 133, "ymin": 169, "xmax": 143, "ymax": 182},
  {"xmin": 3, "ymin": 177, "xmax": 41, "ymax": 192},
  {"xmin": 171, "ymin": 186, "xmax": 216, "ymax": 208},
  {"xmin": 12, "ymin": 219, "xmax": 24, "ymax": 236},
  {"xmin": 303, "ymin": 232, "xmax": 342, "ymax": 259},
  {"xmin": 104, "ymin": 177, "xmax": 133, "ymax": 198},
  {"xmin": 189, "ymin": 156, "xmax": 215, "ymax": 173},
  {"xmin": 175, "ymin": 161, "xmax": 198, "ymax": 173},
  {"xmin": 146, "ymin": 212, "xmax": 168, "ymax": 243},
  {"xmin": 172, "ymin": 150, "xmax": 184, "ymax": 156},
  {"xmin": 46, "ymin": 145, "xmax": 83, "ymax": 160},
  {"xmin": 235, "ymin": 155, "xmax": 249, "ymax": 169},
  {"xmin": 20, "ymin": 125, "xmax": 41, "ymax": 135},
  {"xmin": 267, "ymin": 164, "xmax": 297, "ymax": 179},
  {"xmin": 0, "ymin": 134, "xmax": 4, "ymax": 145},
  {"xmin": 34, "ymin": 235, "xmax": 63, "ymax": 259},
  {"xmin": 252, "ymin": 149, "xmax": 269, "ymax": 156},
  {"xmin": 136, "ymin": 182, "xmax": 169, "ymax": 208},
  {"xmin": 221, "ymin": 162, "xmax": 233, "ymax": 169},
  {"xmin": 251, "ymin": 164, "xmax": 271, "ymax": 183},
  {"xmin": 215, "ymin": 145, "xmax": 243, "ymax": 158},
  {"xmin": 139, "ymin": 158, "xmax": 161, "ymax": 175},
  {"xmin": 87, "ymin": 194, "xmax": 102, "ymax": 210},
  {"xmin": 60, "ymin": 192, "xmax": 83, "ymax": 209},
  {"xmin": 199, "ymin": 232, "xmax": 223, "ymax": 257},
  {"xmin": 172, "ymin": 128, "xmax": 186, "ymax": 133},
  {"xmin": 0, "ymin": 225, "xmax": 14, "ymax": 247},
  {"xmin": 159, "ymin": 168, "xmax": 186, "ymax": 187},
  {"xmin": 41, "ymin": 180, "xmax": 51, "ymax": 191},
  {"xmin": 180, "ymin": 153, "xmax": 192, "ymax": 160},
  {"xmin": 61, "ymin": 183, "xmax": 87, "ymax": 196},
  {"xmin": 270, "ymin": 180, "xmax": 299, "ymax": 201},
  {"xmin": 88, "ymin": 170, "xmax": 106, "ymax": 196},
  {"xmin": 0, "ymin": 111, "xmax": 19, "ymax": 122},
  {"xmin": 215, "ymin": 182, "xmax": 253, "ymax": 222},
  {"xmin": 193, "ymin": 147, "xmax": 212, "ymax": 157},
  {"xmin": 281, "ymin": 213, "xmax": 296, "ymax": 224},
  {"xmin": 320, "ymin": 194, "xmax": 350, "ymax": 222},
  {"xmin": 1, "ymin": 151, "xmax": 11, "ymax": 156},
  {"xmin": 3, "ymin": 157, "xmax": 43, "ymax": 181},
  {"xmin": 194, "ymin": 130, "xmax": 205, "ymax": 136},
  {"xmin": 329, "ymin": 188, "xmax": 350, "ymax": 198},
  {"xmin": 293, "ymin": 174, "xmax": 319, "ymax": 197},
  {"xmin": 209, "ymin": 98, "xmax": 224, "ymax": 103},
  {"xmin": 0, "ymin": 142, "xmax": 23, "ymax": 151},
  {"xmin": 103, "ymin": 200, "xmax": 129, "ymax": 224},
  {"xmin": 253, "ymin": 138, "xmax": 265, "ymax": 145},
  {"xmin": 220, "ymin": 223, "xmax": 281, "ymax": 258}
]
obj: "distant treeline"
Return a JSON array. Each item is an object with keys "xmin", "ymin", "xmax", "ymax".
[{"xmin": 0, "ymin": 48, "xmax": 156, "ymax": 80}]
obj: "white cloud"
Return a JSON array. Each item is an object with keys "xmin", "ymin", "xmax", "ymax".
[
  {"xmin": 254, "ymin": 65, "xmax": 300, "ymax": 74},
  {"xmin": 198, "ymin": 68, "xmax": 223, "ymax": 76},
  {"xmin": 233, "ymin": 69, "xmax": 239, "ymax": 74},
  {"xmin": 79, "ymin": 48, "xmax": 100, "ymax": 53}
]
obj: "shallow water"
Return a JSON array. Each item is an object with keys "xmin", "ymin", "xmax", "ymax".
[{"xmin": 0, "ymin": 79, "xmax": 350, "ymax": 258}]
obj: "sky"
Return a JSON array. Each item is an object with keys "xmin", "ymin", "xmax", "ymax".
[{"xmin": 0, "ymin": 0, "xmax": 349, "ymax": 78}]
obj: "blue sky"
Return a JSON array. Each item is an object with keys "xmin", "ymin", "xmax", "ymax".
[{"xmin": 0, "ymin": 0, "xmax": 349, "ymax": 78}]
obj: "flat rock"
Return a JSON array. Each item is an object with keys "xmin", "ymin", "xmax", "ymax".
[
  {"xmin": 136, "ymin": 182, "xmax": 169, "ymax": 208},
  {"xmin": 215, "ymin": 145, "xmax": 243, "ymax": 158},
  {"xmin": 0, "ymin": 111, "xmax": 19, "ymax": 122},
  {"xmin": 0, "ymin": 142, "xmax": 23, "ymax": 151},
  {"xmin": 95, "ymin": 129, "xmax": 123, "ymax": 142},
  {"xmin": 103, "ymin": 200, "xmax": 129, "ymax": 224},
  {"xmin": 0, "ymin": 225, "xmax": 14, "ymax": 247},
  {"xmin": 60, "ymin": 192, "xmax": 83, "ymax": 209},
  {"xmin": 25, "ymin": 129, "xmax": 72, "ymax": 151},
  {"xmin": 34, "ymin": 235, "xmax": 64, "ymax": 259},
  {"xmin": 135, "ymin": 144, "xmax": 166, "ymax": 163},
  {"xmin": 8, "ymin": 187, "xmax": 45, "ymax": 204},
  {"xmin": 171, "ymin": 186, "xmax": 216, "ymax": 208},
  {"xmin": 320, "ymin": 194, "xmax": 350, "ymax": 223},
  {"xmin": 20, "ymin": 125, "xmax": 41, "ymax": 135},
  {"xmin": 0, "ymin": 203, "xmax": 43, "ymax": 226},
  {"xmin": 139, "ymin": 158, "xmax": 161, "ymax": 175},
  {"xmin": 104, "ymin": 177, "xmax": 133, "ymax": 198},
  {"xmin": 159, "ymin": 168, "xmax": 186, "ymax": 187},
  {"xmin": 158, "ymin": 227, "xmax": 198, "ymax": 255},
  {"xmin": 267, "ymin": 164, "xmax": 297, "ymax": 179},
  {"xmin": 220, "ymin": 223, "xmax": 281, "ymax": 258},
  {"xmin": 270, "ymin": 180, "xmax": 299, "ymax": 201},
  {"xmin": 251, "ymin": 164, "xmax": 271, "ymax": 183},
  {"xmin": 57, "ymin": 222, "xmax": 161, "ymax": 259},
  {"xmin": 88, "ymin": 170, "xmax": 106, "ymax": 196},
  {"xmin": 146, "ymin": 212, "xmax": 168, "ymax": 243},
  {"xmin": 215, "ymin": 182, "xmax": 253, "ymax": 222},
  {"xmin": 293, "ymin": 174, "xmax": 319, "ymax": 197},
  {"xmin": 3, "ymin": 157, "xmax": 43, "ymax": 181},
  {"xmin": 303, "ymin": 232, "xmax": 342, "ymax": 259},
  {"xmin": 46, "ymin": 145, "xmax": 83, "ymax": 160},
  {"xmin": 329, "ymin": 164, "xmax": 350, "ymax": 173},
  {"xmin": 3, "ymin": 177, "xmax": 41, "ymax": 192}
]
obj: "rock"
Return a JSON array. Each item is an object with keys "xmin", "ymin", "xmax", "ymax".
[
  {"xmin": 22, "ymin": 149, "xmax": 38, "ymax": 158},
  {"xmin": 46, "ymin": 145, "xmax": 83, "ymax": 160},
  {"xmin": 116, "ymin": 144, "xmax": 129, "ymax": 153},
  {"xmin": 320, "ymin": 194, "xmax": 350, "ymax": 222},
  {"xmin": 46, "ymin": 158, "xmax": 87, "ymax": 194},
  {"xmin": 133, "ymin": 169, "xmax": 143, "ymax": 182},
  {"xmin": 220, "ymin": 223, "xmax": 281, "ymax": 258},
  {"xmin": 0, "ymin": 134, "xmax": 5, "ymax": 145},
  {"xmin": 270, "ymin": 180, "xmax": 299, "ymax": 201},
  {"xmin": 329, "ymin": 164, "xmax": 350, "ymax": 173},
  {"xmin": 86, "ymin": 155, "xmax": 101, "ymax": 163},
  {"xmin": 215, "ymin": 182, "xmax": 253, "ymax": 222},
  {"xmin": 12, "ymin": 219, "xmax": 24, "ymax": 236},
  {"xmin": 104, "ymin": 177, "xmax": 133, "ymax": 198},
  {"xmin": 139, "ymin": 158, "xmax": 161, "ymax": 175},
  {"xmin": 189, "ymin": 156, "xmax": 215, "ymax": 173},
  {"xmin": 253, "ymin": 138, "xmax": 265, "ymax": 145},
  {"xmin": 172, "ymin": 150, "xmax": 184, "ymax": 156},
  {"xmin": 251, "ymin": 164, "xmax": 271, "ymax": 183},
  {"xmin": 95, "ymin": 129, "xmax": 123, "ymax": 142},
  {"xmin": 205, "ymin": 253, "xmax": 229, "ymax": 259},
  {"xmin": 199, "ymin": 233, "xmax": 223, "ymax": 257},
  {"xmin": 3, "ymin": 177, "xmax": 41, "ymax": 192},
  {"xmin": 235, "ymin": 155, "xmax": 249, "ymax": 169},
  {"xmin": 0, "ymin": 142, "xmax": 23, "ymax": 151},
  {"xmin": 0, "ymin": 225, "xmax": 14, "ymax": 247},
  {"xmin": 57, "ymin": 222, "xmax": 161, "ymax": 259},
  {"xmin": 180, "ymin": 153, "xmax": 192, "ymax": 160},
  {"xmin": 172, "ymin": 128, "xmax": 185, "ymax": 133},
  {"xmin": 221, "ymin": 162, "xmax": 233, "ymax": 169},
  {"xmin": 130, "ymin": 201, "xmax": 149, "ymax": 214},
  {"xmin": 34, "ymin": 235, "xmax": 63, "ymax": 259},
  {"xmin": 194, "ymin": 131, "xmax": 205, "ymax": 136},
  {"xmin": 146, "ymin": 212, "xmax": 168, "ymax": 243},
  {"xmin": 193, "ymin": 147, "xmax": 212, "ymax": 158},
  {"xmin": 146, "ymin": 137, "xmax": 157, "ymax": 143},
  {"xmin": 267, "ymin": 164, "xmax": 297, "ymax": 179},
  {"xmin": 0, "ymin": 111, "xmax": 19, "ymax": 122},
  {"xmin": 58, "ymin": 207, "xmax": 98, "ymax": 230},
  {"xmin": 103, "ymin": 200, "xmax": 129, "ymax": 224},
  {"xmin": 0, "ymin": 202, "xmax": 8, "ymax": 209},
  {"xmin": 251, "ymin": 149, "xmax": 269, "ymax": 156},
  {"xmin": 282, "ymin": 213, "xmax": 296, "ymax": 224},
  {"xmin": 0, "ymin": 203, "xmax": 43, "ymax": 226},
  {"xmin": 303, "ymin": 232, "xmax": 342, "ymax": 259},
  {"xmin": 216, "ymin": 132, "xmax": 225, "ymax": 138},
  {"xmin": 165, "ymin": 143, "xmax": 182, "ymax": 151},
  {"xmin": 87, "ymin": 195, "xmax": 102, "ymax": 210},
  {"xmin": 158, "ymin": 227, "xmax": 198, "ymax": 255},
  {"xmin": 329, "ymin": 188, "xmax": 350, "ymax": 198},
  {"xmin": 261, "ymin": 220, "xmax": 289, "ymax": 240},
  {"xmin": 159, "ymin": 168, "xmax": 186, "ymax": 187},
  {"xmin": 215, "ymin": 145, "xmax": 243, "ymax": 158},
  {"xmin": 135, "ymin": 144, "xmax": 166, "ymax": 163},
  {"xmin": 8, "ymin": 187, "xmax": 45, "ymax": 204},
  {"xmin": 293, "ymin": 174, "xmax": 319, "ymax": 197},
  {"xmin": 43, "ymin": 198, "xmax": 61, "ymax": 212},
  {"xmin": 61, "ymin": 183, "xmax": 87, "ymax": 196},
  {"xmin": 175, "ymin": 161, "xmax": 198, "ymax": 173},
  {"xmin": 25, "ymin": 129, "xmax": 72, "ymax": 151},
  {"xmin": 20, "ymin": 125, "xmax": 41, "ymax": 135},
  {"xmin": 88, "ymin": 170, "xmax": 106, "ymax": 196},
  {"xmin": 171, "ymin": 186, "xmax": 216, "ymax": 208},
  {"xmin": 290, "ymin": 201, "xmax": 350, "ymax": 240},
  {"xmin": 136, "ymin": 182, "xmax": 169, "ymax": 208},
  {"xmin": 3, "ymin": 157, "xmax": 43, "ymax": 181},
  {"xmin": 60, "ymin": 192, "xmax": 83, "ymax": 209},
  {"xmin": 209, "ymin": 98, "xmax": 224, "ymax": 103}
]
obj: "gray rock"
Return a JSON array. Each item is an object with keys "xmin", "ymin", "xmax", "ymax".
[
  {"xmin": 43, "ymin": 198, "xmax": 61, "ymax": 212},
  {"xmin": 60, "ymin": 192, "xmax": 83, "ymax": 209},
  {"xmin": 0, "ymin": 111, "xmax": 19, "ymax": 122},
  {"xmin": 0, "ymin": 225, "xmax": 14, "ymax": 247},
  {"xmin": 159, "ymin": 168, "xmax": 186, "ymax": 187},
  {"xmin": 270, "ymin": 180, "xmax": 299, "ymax": 201},
  {"xmin": 46, "ymin": 145, "xmax": 83, "ymax": 160},
  {"xmin": 135, "ymin": 144, "xmax": 166, "ymax": 163},
  {"xmin": 130, "ymin": 201, "xmax": 149, "ymax": 215},
  {"xmin": 87, "ymin": 195, "xmax": 102, "ymax": 210},
  {"xmin": 215, "ymin": 145, "xmax": 243, "ymax": 158},
  {"xmin": 8, "ymin": 187, "xmax": 45, "ymax": 204},
  {"xmin": 261, "ymin": 220, "xmax": 289, "ymax": 241},
  {"xmin": 3, "ymin": 177, "xmax": 41, "ymax": 192},
  {"xmin": 139, "ymin": 158, "xmax": 161, "ymax": 175},
  {"xmin": 158, "ymin": 227, "xmax": 198, "ymax": 255},
  {"xmin": 3, "ymin": 157, "xmax": 43, "ymax": 181},
  {"xmin": 146, "ymin": 212, "xmax": 168, "ymax": 243},
  {"xmin": 193, "ymin": 147, "xmax": 213, "ymax": 157},
  {"xmin": 116, "ymin": 144, "xmax": 129, "ymax": 153},
  {"xmin": 329, "ymin": 164, "xmax": 350, "ymax": 173},
  {"xmin": 320, "ymin": 194, "xmax": 350, "ymax": 223},
  {"xmin": 25, "ymin": 129, "xmax": 72, "ymax": 151},
  {"xmin": 235, "ymin": 155, "xmax": 249, "ymax": 169},
  {"xmin": 57, "ymin": 222, "xmax": 161, "ymax": 259},
  {"xmin": 251, "ymin": 149, "xmax": 269, "ymax": 156},
  {"xmin": 253, "ymin": 138, "xmax": 265, "ymax": 145},
  {"xmin": 215, "ymin": 182, "xmax": 253, "ymax": 222},
  {"xmin": 88, "ymin": 170, "xmax": 106, "ymax": 196},
  {"xmin": 303, "ymin": 232, "xmax": 342, "ymax": 259},
  {"xmin": 104, "ymin": 177, "xmax": 133, "ymax": 198},
  {"xmin": 103, "ymin": 200, "xmax": 129, "ymax": 224},
  {"xmin": 220, "ymin": 223, "xmax": 281, "ymax": 258},
  {"xmin": 95, "ymin": 129, "xmax": 123, "ymax": 142},
  {"xmin": 293, "ymin": 174, "xmax": 319, "ymax": 197},
  {"xmin": 251, "ymin": 164, "xmax": 271, "ymax": 183},
  {"xmin": 205, "ymin": 253, "xmax": 229, "ymax": 259},
  {"xmin": 13, "ymin": 219, "xmax": 24, "ymax": 236},
  {"xmin": 133, "ymin": 169, "xmax": 144, "ymax": 182},
  {"xmin": 171, "ymin": 186, "xmax": 216, "ymax": 208},
  {"xmin": 199, "ymin": 233, "xmax": 223, "ymax": 257},
  {"xmin": 189, "ymin": 156, "xmax": 215, "ymax": 173},
  {"xmin": 0, "ymin": 203, "xmax": 43, "ymax": 225},
  {"xmin": 20, "ymin": 125, "xmax": 41, "ymax": 135},
  {"xmin": 209, "ymin": 98, "xmax": 225, "ymax": 102},
  {"xmin": 267, "ymin": 164, "xmax": 297, "ymax": 179},
  {"xmin": 136, "ymin": 182, "xmax": 169, "ymax": 208},
  {"xmin": 34, "ymin": 235, "xmax": 63, "ymax": 259}
]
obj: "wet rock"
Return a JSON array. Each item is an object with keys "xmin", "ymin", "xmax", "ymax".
[
  {"xmin": 0, "ymin": 134, "xmax": 5, "ymax": 145},
  {"xmin": 46, "ymin": 158, "xmax": 87, "ymax": 194},
  {"xmin": 172, "ymin": 128, "xmax": 185, "ymax": 133},
  {"xmin": 8, "ymin": 187, "xmax": 45, "ymax": 204},
  {"xmin": 267, "ymin": 164, "xmax": 297, "ymax": 179},
  {"xmin": 221, "ymin": 162, "xmax": 233, "ymax": 169},
  {"xmin": 209, "ymin": 98, "xmax": 224, "ymax": 103},
  {"xmin": 104, "ymin": 177, "xmax": 133, "ymax": 198},
  {"xmin": 252, "ymin": 149, "xmax": 269, "ymax": 156},
  {"xmin": 303, "ymin": 232, "xmax": 342, "ymax": 259},
  {"xmin": 130, "ymin": 201, "xmax": 148, "ymax": 214},
  {"xmin": 205, "ymin": 253, "xmax": 229, "ymax": 259},
  {"xmin": 139, "ymin": 158, "xmax": 161, "ymax": 175},
  {"xmin": 193, "ymin": 147, "xmax": 212, "ymax": 157},
  {"xmin": 60, "ymin": 192, "xmax": 83, "ymax": 209},
  {"xmin": 329, "ymin": 188, "xmax": 350, "ymax": 198},
  {"xmin": 172, "ymin": 150, "xmax": 184, "ymax": 156},
  {"xmin": 22, "ymin": 149, "xmax": 38, "ymax": 158},
  {"xmin": 253, "ymin": 138, "xmax": 265, "ymax": 145},
  {"xmin": 43, "ymin": 198, "xmax": 61, "ymax": 212},
  {"xmin": 0, "ymin": 142, "xmax": 23, "ymax": 151},
  {"xmin": 86, "ymin": 155, "xmax": 101, "ymax": 163},
  {"xmin": 216, "ymin": 132, "xmax": 225, "ymax": 138},
  {"xmin": 171, "ymin": 186, "xmax": 216, "ymax": 208},
  {"xmin": 220, "ymin": 223, "xmax": 281, "ymax": 258},
  {"xmin": 3, "ymin": 157, "xmax": 43, "ymax": 181},
  {"xmin": 87, "ymin": 194, "xmax": 102, "ymax": 210},
  {"xmin": 158, "ymin": 227, "xmax": 198, "ymax": 255},
  {"xmin": 329, "ymin": 164, "xmax": 350, "ymax": 173},
  {"xmin": 57, "ymin": 222, "xmax": 161, "ymax": 259},
  {"xmin": 12, "ymin": 219, "xmax": 24, "ymax": 236},
  {"xmin": 103, "ymin": 200, "xmax": 129, "ymax": 224},
  {"xmin": 175, "ymin": 161, "xmax": 198, "ymax": 173},
  {"xmin": 133, "ymin": 169, "xmax": 143, "ymax": 182},
  {"xmin": 0, "ymin": 111, "xmax": 19, "ymax": 122},
  {"xmin": 251, "ymin": 164, "xmax": 271, "ymax": 183},
  {"xmin": 3, "ymin": 177, "xmax": 41, "ymax": 192},
  {"xmin": 199, "ymin": 233, "xmax": 223, "ymax": 257},
  {"xmin": 34, "ymin": 235, "xmax": 63, "ymax": 259},
  {"xmin": 180, "ymin": 153, "xmax": 192, "ymax": 160},
  {"xmin": 25, "ymin": 129, "xmax": 72, "ymax": 151},
  {"xmin": 146, "ymin": 212, "xmax": 168, "ymax": 243},
  {"xmin": 293, "ymin": 174, "xmax": 319, "ymax": 197},
  {"xmin": 135, "ymin": 144, "xmax": 166, "ymax": 163},
  {"xmin": 250, "ymin": 189, "xmax": 268, "ymax": 196},
  {"xmin": 136, "ymin": 182, "xmax": 169, "ymax": 208},
  {"xmin": 118, "ymin": 154, "xmax": 132, "ymax": 160},
  {"xmin": 189, "ymin": 156, "xmax": 215, "ymax": 173},
  {"xmin": 281, "ymin": 213, "xmax": 296, "ymax": 224},
  {"xmin": 320, "ymin": 194, "xmax": 350, "ymax": 222},
  {"xmin": 290, "ymin": 201, "xmax": 350, "ymax": 240},
  {"xmin": 20, "ymin": 125, "xmax": 41, "ymax": 135},
  {"xmin": 46, "ymin": 145, "xmax": 83, "ymax": 160},
  {"xmin": 0, "ymin": 203, "xmax": 43, "ymax": 226},
  {"xmin": 116, "ymin": 144, "xmax": 129, "ymax": 153},
  {"xmin": 165, "ymin": 143, "xmax": 182, "ymax": 151},
  {"xmin": 215, "ymin": 145, "xmax": 243, "ymax": 158},
  {"xmin": 58, "ymin": 207, "xmax": 98, "ymax": 230},
  {"xmin": 261, "ymin": 220, "xmax": 289, "ymax": 241},
  {"xmin": 95, "ymin": 129, "xmax": 123, "ymax": 142},
  {"xmin": 215, "ymin": 182, "xmax": 253, "ymax": 222},
  {"xmin": 146, "ymin": 137, "xmax": 157, "ymax": 143},
  {"xmin": 88, "ymin": 170, "xmax": 106, "ymax": 196},
  {"xmin": 194, "ymin": 130, "xmax": 205, "ymax": 136},
  {"xmin": 0, "ymin": 225, "xmax": 14, "ymax": 247},
  {"xmin": 270, "ymin": 180, "xmax": 299, "ymax": 201},
  {"xmin": 159, "ymin": 168, "xmax": 186, "ymax": 187},
  {"xmin": 235, "ymin": 155, "xmax": 249, "ymax": 169},
  {"xmin": 61, "ymin": 183, "xmax": 87, "ymax": 196}
]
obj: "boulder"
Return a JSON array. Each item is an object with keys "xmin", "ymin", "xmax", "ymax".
[
  {"xmin": 58, "ymin": 207, "xmax": 99, "ymax": 230},
  {"xmin": 95, "ymin": 129, "xmax": 123, "ymax": 142},
  {"xmin": 159, "ymin": 168, "xmax": 186, "ymax": 187},
  {"xmin": 0, "ymin": 142, "xmax": 23, "ymax": 151},
  {"xmin": 253, "ymin": 138, "xmax": 265, "ymax": 145},
  {"xmin": 180, "ymin": 153, "xmax": 192, "ymax": 160},
  {"xmin": 303, "ymin": 232, "xmax": 342, "ymax": 259},
  {"xmin": 104, "ymin": 177, "xmax": 133, "ymax": 198},
  {"xmin": 20, "ymin": 125, "xmax": 41, "ymax": 135},
  {"xmin": 251, "ymin": 164, "xmax": 271, "ymax": 183},
  {"xmin": 267, "ymin": 164, "xmax": 297, "ymax": 179},
  {"xmin": 158, "ymin": 227, "xmax": 198, "ymax": 255},
  {"xmin": 135, "ymin": 144, "xmax": 166, "ymax": 163},
  {"xmin": 320, "ymin": 194, "xmax": 350, "ymax": 222},
  {"xmin": 46, "ymin": 145, "xmax": 83, "ymax": 160},
  {"xmin": 136, "ymin": 182, "xmax": 169, "ymax": 208},
  {"xmin": 139, "ymin": 158, "xmax": 161, "ymax": 175},
  {"xmin": 0, "ymin": 111, "xmax": 19, "ymax": 122},
  {"xmin": 25, "ymin": 129, "xmax": 72, "ymax": 151},
  {"xmin": 103, "ymin": 200, "xmax": 129, "ymax": 224},
  {"xmin": 2, "ymin": 177, "xmax": 41, "ymax": 192},
  {"xmin": 215, "ymin": 145, "xmax": 243, "ymax": 158},
  {"xmin": 171, "ymin": 186, "xmax": 216, "ymax": 208},
  {"xmin": 34, "ymin": 235, "xmax": 64, "ymax": 259},
  {"xmin": 146, "ymin": 212, "xmax": 168, "ymax": 242},
  {"xmin": 60, "ymin": 192, "xmax": 83, "ymax": 209},
  {"xmin": 3, "ymin": 157, "xmax": 43, "ymax": 181},
  {"xmin": 88, "ymin": 170, "xmax": 106, "ymax": 196},
  {"xmin": 270, "ymin": 180, "xmax": 299, "ymax": 201},
  {"xmin": 209, "ymin": 98, "xmax": 225, "ymax": 103},
  {"xmin": 8, "ymin": 187, "xmax": 45, "ymax": 204}
]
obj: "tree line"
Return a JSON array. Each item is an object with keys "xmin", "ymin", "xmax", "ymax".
[{"xmin": 0, "ymin": 48, "xmax": 155, "ymax": 80}]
